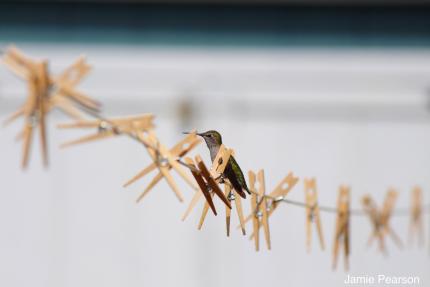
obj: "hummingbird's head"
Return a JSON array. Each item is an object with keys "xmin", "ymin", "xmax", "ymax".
[{"xmin": 196, "ymin": 130, "xmax": 222, "ymax": 149}]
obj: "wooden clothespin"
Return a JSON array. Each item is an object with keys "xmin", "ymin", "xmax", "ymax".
[
  {"xmin": 213, "ymin": 146, "xmax": 246, "ymax": 236},
  {"xmin": 248, "ymin": 170, "xmax": 271, "ymax": 251},
  {"xmin": 223, "ymin": 181, "xmax": 247, "ymax": 236},
  {"xmin": 180, "ymin": 145, "xmax": 231, "ymax": 218},
  {"xmin": 380, "ymin": 190, "xmax": 403, "ymax": 250},
  {"xmin": 193, "ymin": 155, "xmax": 232, "ymax": 230},
  {"xmin": 333, "ymin": 185, "xmax": 350, "ymax": 271},
  {"xmin": 362, "ymin": 189, "xmax": 403, "ymax": 255},
  {"xmin": 59, "ymin": 114, "xmax": 154, "ymax": 148},
  {"xmin": 49, "ymin": 55, "xmax": 100, "ymax": 117},
  {"xmin": 304, "ymin": 178, "xmax": 325, "ymax": 252},
  {"xmin": 124, "ymin": 130, "xmax": 201, "ymax": 203},
  {"xmin": 2, "ymin": 46, "xmax": 99, "ymax": 168},
  {"xmin": 35, "ymin": 61, "xmax": 50, "ymax": 167},
  {"xmin": 362, "ymin": 196, "xmax": 384, "ymax": 253},
  {"xmin": 182, "ymin": 145, "xmax": 246, "ymax": 236},
  {"xmin": 243, "ymin": 172, "xmax": 299, "ymax": 238},
  {"xmin": 1, "ymin": 45, "xmax": 34, "ymax": 80},
  {"xmin": 53, "ymin": 55, "xmax": 91, "ymax": 87},
  {"xmin": 409, "ymin": 186, "xmax": 424, "ymax": 247}
]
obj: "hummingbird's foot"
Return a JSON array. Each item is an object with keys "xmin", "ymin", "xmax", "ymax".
[{"xmin": 214, "ymin": 174, "xmax": 225, "ymax": 183}]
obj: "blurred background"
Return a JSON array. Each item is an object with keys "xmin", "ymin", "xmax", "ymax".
[{"xmin": 0, "ymin": 1, "xmax": 430, "ymax": 286}]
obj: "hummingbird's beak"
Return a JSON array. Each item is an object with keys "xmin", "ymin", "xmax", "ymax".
[{"xmin": 183, "ymin": 131, "xmax": 203, "ymax": 137}]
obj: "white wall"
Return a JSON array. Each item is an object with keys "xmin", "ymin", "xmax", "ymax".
[{"xmin": 0, "ymin": 43, "xmax": 429, "ymax": 287}]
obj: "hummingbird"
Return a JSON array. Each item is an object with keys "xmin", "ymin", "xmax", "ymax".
[{"xmin": 190, "ymin": 130, "xmax": 250, "ymax": 199}]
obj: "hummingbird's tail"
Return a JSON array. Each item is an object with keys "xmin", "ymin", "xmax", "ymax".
[
  {"xmin": 228, "ymin": 173, "xmax": 247, "ymax": 199},
  {"xmin": 244, "ymin": 185, "xmax": 251, "ymax": 195}
]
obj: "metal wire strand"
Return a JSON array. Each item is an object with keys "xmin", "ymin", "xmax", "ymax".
[
  {"xmin": 275, "ymin": 196, "xmax": 430, "ymax": 217},
  {"xmin": 78, "ymin": 106, "xmax": 430, "ymax": 218},
  {"xmin": 4, "ymin": 46, "xmax": 429, "ymax": 219},
  {"xmin": 77, "ymin": 105, "xmax": 199, "ymax": 173}
]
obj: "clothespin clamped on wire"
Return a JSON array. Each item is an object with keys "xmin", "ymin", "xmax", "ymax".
[
  {"xmin": 242, "ymin": 172, "xmax": 299, "ymax": 248},
  {"xmin": 332, "ymin": 185, "xmax": 350, "ymax": 271},
  {"xmin": 409, "ymin": 186, "xmax": 424, "ymax": 247},
  {"xmin": 361, "ymin": 189, "xmax": 403, "ymax": 255},
  {"xmin": 184, "ymin": 154, "xmax": 231, "ymax": 230},
  {"xmin": 247, "ymin": 169, "xmax": 272, "ymax": 251},
  {"xmin": 182, "ymin": 144, "xmax": 246, "ymax": 235},
  {"xmin": 304, "ymin": 178, "xmax": 325, "ymax": 252},
  {"xmin": 125, "ymin": 130, "xmax": 201, "ymax": 203}
]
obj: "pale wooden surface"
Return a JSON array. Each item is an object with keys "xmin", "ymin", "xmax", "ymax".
[
  {"xmin": 304, "ymin": 178, "xmax": 325, "ymax": 252},
  {"xmin": 332, "ymin": 186, "xmax": 350, "ymax": 271}
]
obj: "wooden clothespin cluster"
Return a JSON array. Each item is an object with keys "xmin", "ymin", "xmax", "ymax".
[
  {"xmin": 182, "ymin": 145, "xmax": 246, "ymax": 236},
  {"xmin": 243, "ymin": 172, "xmax": 299, "ymax": 250},
  {"xmin": 247, "ymin": 170, "xmax": 271, "ymax": 251},
  {"xmin": 332, "ymin": 185, "xmax": 350, "ymax": 271},
  {"xmin": 304, "ymin": 178, "xmax": 325, "ymax": 252},
  {"xmin": 362, "ymin": 189, "xmax": 403, "ymax": 255},
  {"xmin": 409, "ymin": 186, "xmax": 424, "ymax": 246},
  {"xmin": 124, "ymin": 130, "xmax": 201, "ymax": 202},
  {"xmin": 2, "ymin": 45, "xmax": 100, "ymax": 168},
  {"xmin": 60, "ymin": 115, "xmax": 201, "ymax": 202}
]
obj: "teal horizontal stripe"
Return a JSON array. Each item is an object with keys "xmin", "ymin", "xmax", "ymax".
[
  {"xmin": 1, "ymin": 3, "xmax": 430, "ymax": 47},
  {"xmin": 2, "ymin": 27, "xmax": 430, "ymax": 48}
]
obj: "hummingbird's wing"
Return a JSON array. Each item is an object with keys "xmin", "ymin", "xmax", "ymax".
[
  {"xmin": 230, "ymin": 156, "xmax": 250, "ymax": 194},
  {"xmin": 226, "ymin": 169, "xmax": 247, "ymax": 199},
  {"xmin": 225, "ymin": 156, "xmax": 250, "ymax": 199}
]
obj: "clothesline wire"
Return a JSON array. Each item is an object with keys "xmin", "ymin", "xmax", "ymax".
[
  {"xmin": 3, "ymin": 47, "xmax": 428, "ymax": 222},
  {"xmin": 276, "ymin": 197, "xmax": 430, "ymax": 217},
  {"xmin": 78, "ymin": 105, "xmax": 430, "ymax": 219},
  {"xmin": 77, "ymin": 106, "xmax": 199, "ymax": 172}
]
